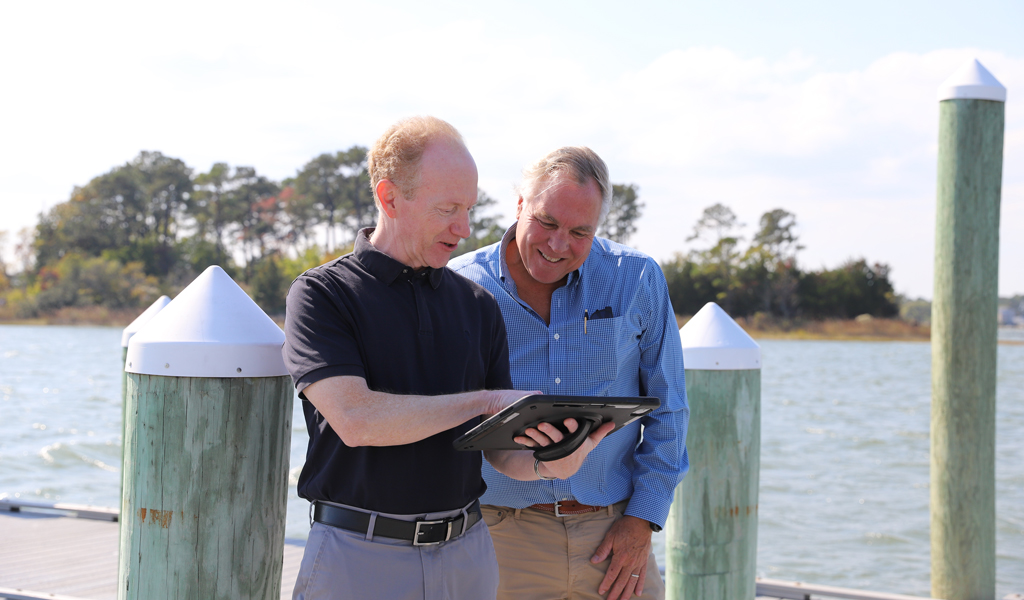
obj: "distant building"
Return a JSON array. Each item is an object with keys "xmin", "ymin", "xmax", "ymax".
[{"xmin": 999, "ymin": 306, "xmax": 1019, "ymax": 326}]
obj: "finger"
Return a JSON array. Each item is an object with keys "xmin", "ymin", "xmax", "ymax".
[
  {"xmin": 512, "ymin": 435, "xmax": 536, "ymax": 447},
  {"xmin": 606, "ymin": 569, "xmax": 636, "ymax": 600},
  {"xmin": 524, "ymin": 427, "xmax": 558, "ymax": 447},
  {"xmin": 598, "ymin": 555, "xmax": 629, "ymax": 596},
  {"xmin": 534, "ymin": 421, "xmax": 565, "ymax": 443},
  {"xmin": 589, "ymin": 420, "xmax": 616, "ymax": 443},
  {"xmin": 635, "ymin": 565, "xmax": 647, "ymax": 597},
  {"xmin": 562, "ymin": 417, "xmax": 579, "ymax": 433},
  {"xmin": 614, "ymin": 574, "xmax": 640, "ymax": 600}
]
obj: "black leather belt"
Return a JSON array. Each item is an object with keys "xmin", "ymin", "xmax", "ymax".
[{"xmin": 313, "ymin": 501, "xmax": 482, "ymax": 546}]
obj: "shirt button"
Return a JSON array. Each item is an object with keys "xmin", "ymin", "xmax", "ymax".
[
  {"xmin": 554, "ymin": 333, "xmax": 560, "ymax": 340},
  {"xmin": 403, "ymin": 269, "xmax": 408, "ymax": 273},
  {"xmin": 555, "ymin": 377, "xmax": 561, "ymax": 384}
]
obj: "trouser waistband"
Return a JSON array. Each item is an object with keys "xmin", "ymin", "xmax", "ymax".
[{"xmin": 313, "ymin": 500, "xmax": 482, "ymax": 545}]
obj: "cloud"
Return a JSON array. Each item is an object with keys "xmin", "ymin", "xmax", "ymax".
[{"xmin": 0, "ymin": 4, "xmax": 1020, "ymax": 296}]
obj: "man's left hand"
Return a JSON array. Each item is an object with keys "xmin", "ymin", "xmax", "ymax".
[{"xmin": 590, "ymin": 515, "xmax": 653, "ymax": 600}]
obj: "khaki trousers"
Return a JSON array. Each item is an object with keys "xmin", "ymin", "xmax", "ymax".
[{"xmin": 482, "ymin": 502, "xmax": 665, "ymax": 600}]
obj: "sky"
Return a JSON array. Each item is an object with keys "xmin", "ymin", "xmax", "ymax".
[{"xmin": 1, "ymin": 0, "xmax": 1022, "ymax": 298}]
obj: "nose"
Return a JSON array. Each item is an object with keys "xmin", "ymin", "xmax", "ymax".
[
  {"xmin": 548, "ymin": 230, "xmax": 570, "ymax": 253},
  {"xmin": 452, "ymin": 210, "xmax": 471, "ymax": 240}
]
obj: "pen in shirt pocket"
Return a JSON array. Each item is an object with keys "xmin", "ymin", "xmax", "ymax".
[{"xmin": 584, "ymin": 310, "xmax": 588, "ymax": 334}]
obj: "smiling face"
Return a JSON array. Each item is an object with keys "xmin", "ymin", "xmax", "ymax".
[
  {"xmin": 513, "ymin": 174, "xmax": 603, "ymax": 285},
  {"xmin": 385, "ymin": 139, "xmax": 478, "ymax": 269}
]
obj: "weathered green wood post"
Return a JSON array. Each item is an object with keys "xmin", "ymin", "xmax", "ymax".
[
  {"xmin": 119, "ymin": 266, "xmax": 292, "ymax": 600},
  {"xmin": 119, "ymin": 296, "xmax": 170, "ymax": 512},
  {"xmin": 931, "ymin": 59, "xmax": 1005, "ymax": 600},
  {"xmin": 667, "ymin": 302, "xmax": 761, "ymax": 600}
]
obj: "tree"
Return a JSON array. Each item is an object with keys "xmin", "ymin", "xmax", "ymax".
[
  {"xmin": 250, "ymin": 254, "xmax": 288, "ymax": 315},
  {"xmin": 687, "ymin": 203, "xmax": 744, "ymax": 312},
  {"xmin": 231, "ymin": 167, "xmax": 283, "ymax": 279},
  {"xmin": 293, "ymin": 147, "xmax": 373, "ymax": 251},
  {"xmin": 335, "ymin": 146, "xmax": 376, "ymax": 236},
  {"xmin": 189, "ymin": 162, "xmax": 246, "ymax": 266},
  {"xmin": 35, "ymin": 152, "xmax": 194, "ymax": 278},
  {"xmin": 134, "ymin": 151, "xmax": 193, "ymax": 275},
  {"xmin": 744, "ymin": 209, "xmax": 803, "ymax": 317},
  {"xmin": 598, "ymin": 183, "xmax": 643, "ymax": 244},
  {"xmin": 797, "ymin": 259, "xmax": 898, "ymax": 318},
  {"xmin": 0, "ymin": 230, "xmax": 8, "ymax": 292}
]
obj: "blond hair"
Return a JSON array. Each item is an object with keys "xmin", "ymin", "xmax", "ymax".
[{"xmin": 367, "ymin": 116, "xmax": 465, "ymax": 206}]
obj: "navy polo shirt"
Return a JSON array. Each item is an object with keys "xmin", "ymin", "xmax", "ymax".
[{"xmin": 283, "ymin": 229, "xmax": 513, "ymax": 514}]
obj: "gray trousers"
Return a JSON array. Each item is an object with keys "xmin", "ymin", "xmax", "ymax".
[{"xmin": 293, "ymin": 505, "xmax": 498, "ymax": 600}]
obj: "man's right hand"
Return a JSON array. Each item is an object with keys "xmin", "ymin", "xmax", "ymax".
[{"xmin": 515, "ymin": 417, "xmax": 616, "ymax": 480}]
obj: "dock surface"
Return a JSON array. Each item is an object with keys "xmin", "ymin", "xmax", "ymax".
[
  {"xmin": 0, "ymin": 510, "xmax": 303, "ymax": 600},
  {"xmin": 1, "ymin": 503, "xmax": 974, "ymax": 600}
]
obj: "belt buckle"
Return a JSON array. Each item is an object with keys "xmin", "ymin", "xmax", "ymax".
[
  {"xmin": 554, "ymin": 501, "xmax": 566, "ymax": 518},
  {"xmin": 413, "ymin": 518, "xmax": 453, "ymax": 546}
]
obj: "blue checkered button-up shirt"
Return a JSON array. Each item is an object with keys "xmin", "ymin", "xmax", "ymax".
[{"xmin": 449, "ymin": 224, "xmax": 689, "ymax": 527}]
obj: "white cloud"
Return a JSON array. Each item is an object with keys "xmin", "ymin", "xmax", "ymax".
[{"xmin": 0, "ymin": 4, "xmax": 1020, "ymax": 296}]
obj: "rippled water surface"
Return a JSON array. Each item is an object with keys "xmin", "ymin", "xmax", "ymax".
[{"xmin": 1, "ymin": 325, "xmax": 1021, "ymax": 597}]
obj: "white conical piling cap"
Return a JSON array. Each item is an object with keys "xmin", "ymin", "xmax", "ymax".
[
  {"xmin": 121, "ymin": 295, "xmax": 171, "ymax": 347},
  {"xmin": 937, "ymin": 59, "xmax": 1006, "ymax": 102},
  {"xmin": 125, "ymin": 266, "xmax": 288, "ymax": 378},
  {"xmin": 679, "ymin": 302, "xmax": 761, "ymax": 370}
]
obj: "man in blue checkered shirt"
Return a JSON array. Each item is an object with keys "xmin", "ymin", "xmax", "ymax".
[{"xmin": 449, "ymin": 147, "xmax": 689, "ymax": 600}]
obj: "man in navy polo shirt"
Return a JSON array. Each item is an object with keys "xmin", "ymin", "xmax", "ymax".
[
  {"xmin": 450, "ymin": 146, "xmax": 689, "ymax": 600},
  {"xmin": 283, "ymin": 118, "xmax": 614, "ymax": 600}
]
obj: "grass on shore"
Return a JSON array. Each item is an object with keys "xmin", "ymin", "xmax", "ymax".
[
  {"xmin": 7, "ymin": 306, "xmax": 1020, "ymax": 346},
  {"xmin": 0, "ymin": 305, "xmax": 147, "ymax": 327},
  {"xmin": 3, "ymin": 305, "xmax": 932, "ymax": 341},
  {"xmin": 675, "ymin": 313, "xmax": 932, "ymax": 342}
]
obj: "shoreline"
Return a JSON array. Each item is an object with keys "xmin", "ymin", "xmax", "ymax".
[{"xmin": 3, "ymin": 313, "xmax": 1022, "ymax": 345}]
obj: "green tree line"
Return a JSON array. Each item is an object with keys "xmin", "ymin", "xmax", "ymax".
[
  {"xmin": 0, "ymin": 149, "xmax": 647, "ymax": 318},
  {"xmin": 0, "ymin": 150, "xmax": 895, "ymax": 322},
  {"xmin": 662, "ymin": 203, "xmax": 899, "ymax": 319}
]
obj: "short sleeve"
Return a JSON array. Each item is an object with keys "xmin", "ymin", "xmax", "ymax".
[{"xmin": 283, "ymin": 273, "xmax": 366, "ymax": 395}]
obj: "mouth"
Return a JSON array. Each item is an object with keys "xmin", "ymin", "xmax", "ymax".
[
  {"xmin": 539, "ymin": 250, "xmax": 562, "ymax": 263},
  {"xmin": 441, "ymin": 241, "xmax": 458, "ymax": 251}
]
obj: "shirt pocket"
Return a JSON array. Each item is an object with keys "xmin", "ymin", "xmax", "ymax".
[{"xmin": 578, "ymin": 315, "xmax": 638, "ymax": 385}]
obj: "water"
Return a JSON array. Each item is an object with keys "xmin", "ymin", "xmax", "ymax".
[{"xmin": 1, "ymin": 325, "xmax": 1021, "ymax": 597}]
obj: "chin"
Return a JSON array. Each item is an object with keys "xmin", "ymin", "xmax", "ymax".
[{"xmin": 529, "ymin": 266, "xmax": 570, "ymax": 285}]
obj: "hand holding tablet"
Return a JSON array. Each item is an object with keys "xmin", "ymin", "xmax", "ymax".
[{"xmin": 454, "ymin": 395, "xmax": 661, "ymax": 461}]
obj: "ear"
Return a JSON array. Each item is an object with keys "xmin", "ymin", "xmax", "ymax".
[
  {"xmin": 516, "ymin": 195, "xmax": 524, "ymax": 220},
  {"xmin": 376, "ymin": 180, "xmax": 400, "ymax": 219}
]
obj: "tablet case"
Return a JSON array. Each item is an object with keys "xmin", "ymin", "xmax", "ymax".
[{"xmin": 452, "ymin": 395, "xmax": 661, "ymax": 461}]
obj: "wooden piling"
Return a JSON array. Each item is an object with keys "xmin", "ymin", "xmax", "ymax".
[
  {"xmin": 667, "ymin": 302, "xmax": 761, "ymax": 600},
  {"xmin": 931, "ymin": 59, "xmax": 1005, "ymax": 600},
  {"xmin": 119, "ymin": 296, "xmax": 170, "ymax": 516},
  {"xmin": 119, "ymin": 266, "xmax": 292, "ymax": 600}
]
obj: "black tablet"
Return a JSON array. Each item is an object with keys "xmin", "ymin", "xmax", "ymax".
[{"xmin": 453, "ymin": 395, "xmax": 660, "ymax": 461}]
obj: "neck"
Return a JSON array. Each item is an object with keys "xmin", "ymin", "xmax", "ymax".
[{"xmin": 369, "ymin": 217, "xmax": 406, "ymax": 265}]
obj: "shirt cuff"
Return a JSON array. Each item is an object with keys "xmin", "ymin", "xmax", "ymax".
[{"xmin": 623, "ymin": 493, "xmax": 673, "ymax": 530}]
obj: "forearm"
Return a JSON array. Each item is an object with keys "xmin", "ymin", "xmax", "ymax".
[{"xmin": 305, "ymin": 376, "xmax": 507, "ymax": 447}]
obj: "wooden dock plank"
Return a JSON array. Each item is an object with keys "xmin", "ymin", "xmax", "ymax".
[
  {"xmin": 3, "ymin": 506, "xmax": 975, "ymax": 600},
  {"xmin": 0, "ymin": 511, "xmax": 304, "ymax": 600}
]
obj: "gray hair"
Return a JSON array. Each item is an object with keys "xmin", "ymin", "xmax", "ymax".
[{"xmin": 517, "ymin": 146, "xmax": 612, "ymax": 224}]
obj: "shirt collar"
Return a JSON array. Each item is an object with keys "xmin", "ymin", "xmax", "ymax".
[
  {"xmin": 497, "ymin": 221, "xmax": 585, "ymax": 288},
  {"xmin": 354, "ymin": 228, "xmax": 445, "ymax": 289}
]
